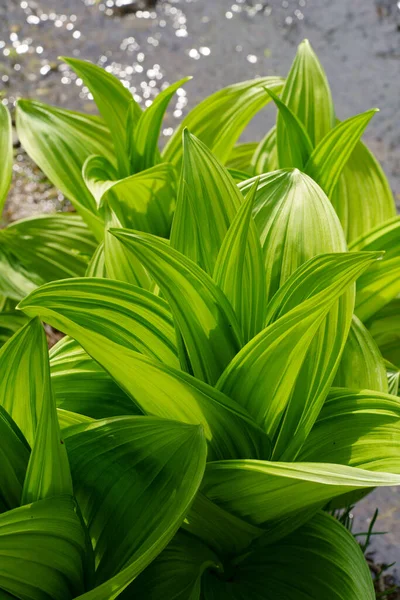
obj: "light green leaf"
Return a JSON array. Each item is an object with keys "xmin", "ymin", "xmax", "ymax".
[
  {"xmin": 50, "ymin": 336, "xmax": 140, "ymax": 419},
  {"xmin": 239, "ymin": 169, "xmax": 347, "ymax": 302},
  {"xmin": 112, "ymin": 228, "xmax": 242, "ymax": 384},
  {"xmin": 299, "ymin": 388, "xmax": 400, "ymax": 473},
  {"xmin": 331, "ymin": 139, "xmax": 396, "ymax": 243},
  {"xmin": 226, "ymin": 142, "xmax": 258, "ymax": 174},
  {"xmin": 132, "ymin": 77, "xmax": 191, "ymax": 172},
  {"xmin": 163, "ymin": 76, "xmax": 284, "ymax": 166},
  {"xmin": 85, "ymin": 242, "xmax": 106, "ymax": 277},
  {"xmin": 0, "ymin": 318, "xmax": 49, "ymax": 446},
  {"xmin": 16, "ymin": 100, "xmax": 113, "ymax": 239},
  {"xmin": 0, "ymin": 495, "xmax": 86, "ymax": 599},
  {"xmin": 252, "ymin": 126, "xmax": 278, "ymax": 175},
  {"xmin": 57, "ymin": 408, "xmax": 94, "ymax": 432},
  {"xmin": 268, "ymin": 87, "xmax": 313, "ymax": 169},
  {"xmin": 305, "ymin": 109, "xmax": 377, "ymax": 199},
  {"xmin": 65, "ymin": 417, "xmax": 206, "ymax": 599},
  {"xmin": 0, "ymin": 405, "xmax": 29, "ymax": 511},
  {"xmin": 368, "ymin": 298, "xmax": 400, "ymax": 367},
  {"xmin": 21, "ymin": 319, "xmax": 72, "ymax": 504},
  {"xmin": 0, "ymin": 243, "xmax": 40, "ymax": 300},
  {"xmin": 127, "ymin": 531, "xmax": 221, "ymax": 600},
  {"xmin": 0, "ymin": 214, "xmax": 97, "ymax": 282},
  {"xmin": 227, "ymin": 168, "xmax": 252, "ymax": 183},
  {"xmin": 171, "ymin": 130, "xmax": 245, "ymax": 276},
  {"xmin": 0, "ymin": 310, "xmax": 28, "ymax": 348},
  {"xmin": 62, "ymin": 57, "xmax": 141, "ymax": 178},
  {"xmin": 333, "ymin": 314, "xmax": 388, "ymax": 392},
  {"xmin": 19, "ymin": 277, "xmax": 179, "ymax": 368},
  {"xmin": 201, "ymin": 458, "xmax": 400, "ymax": 526},
  {"xmin": 385, "ymin": 360, "xmax": 400, "ymax": 396},
  {"xmin": 18, "ymin": 287, "xmax": 270, "ymax": 461},
  {"xmin": 83, "ymin": 156, "xmax": 176, "ymax": 237},
  {"xmin": 278, "ymin": 39, "xmax": 334, "ymax": 146},
  {"xmin": 0, "ymin": 102, "xmax": 13, "ymax": 213},
  {"xmin": 202, "ymin": 512, "xmax": 374, "ymax": 600},
  {"xmin": 213, "ymin": 179, "xmax": 266, "ymax": 343},
  {"xmin": 217, "ymin": 252, "xmax": 380, "ymax": 460}
]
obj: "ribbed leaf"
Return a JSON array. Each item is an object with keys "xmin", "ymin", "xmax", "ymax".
[
  {"xmin": 278, "ymin": 39, "xmax": 334, "ymax": 147},
  {"xmin": 163, "ymin": 77, "xmax": 284, "ymax": 166},
  {"xmin": 127, "ymin": 531, "xmax": 221, "ymax": 600},
  {"xmin": 213, "ymin": 179, "xmax": 266, "ymax": 343},
  {"xmin": 226, "ymin": 142, "xmax": 257, "ymax": 174},
  {"xmin": 238, "ymin": 169, "xmax": 347, "ymax": 302},
  {"xmin": 299, "ymin": 388, "xmax": 400, "ymax": 473},
  {"xmin": 385, "ymin": 360, "xmax": 400, "ymax": 395},
  {"xmin": 171, "ymin": 130, "xmax": 244, "ymax": 276},
  {"xmin": 19, "ymin": 278, "xmax": 179, "ymax": 367},
  {"xmin": 201, "ymin": 459, "xmax": 400, "ymax": 526},
  {"xmin": 0, "ymin": 406, "xmax": 29, "ymax": 511},
  {"xmin": 368, "ymin": 298, "xmax": 400, "ymax": 367},
  {"xmin": 0, "ymin": 496, "xmax": 85, "ymax": 599},
  {"xmin": 16, "ymin": 100, "xmax": 113, "ymax": 239},
  {"xmin": 252, "ymin": 126, "xmax": 278, "ymax": 175},
  {"xmin": 0, "ymin": 103, "xmax": 12, "ymax": 213},
  {"xmin": 0, "ymin": 310, "xmax": 28, "ymax": 347},
  {"xmin": 268, "ymin": 87, "xmax": 313, "ymax": 169},
  {"xmin": 83, "ymin": 156, "xmax": 176, "ymax": 237},
  {"xmin": 112, "ymin": 228, "xmax": 242, "ymax": 384},
  {"xmin": 62, "ymin": 57, "xmax": 141, "ymax": 178},
  {"xmin": 0, "ymin": 243, "xmax": 39, "ymax": 300},
  {"xmin": 0, "ymin": 214, "xmax": 96, "ymax": 282},
  {"xmin": 50, "ymin": 336, "xmax": 139, "ymax": 419},
  {"xmin": 19, "ymin": 286, "xmax": 270, "ymax": 461},
  {"xmin": 333, "ymin": 315, "xmax": 388, "ymax": 392},
  {"xmin": 85, "ymin": 242, "xmax": 106, "ymax": 277},
  {"xmin": 132, "ymin": 77, "xmax": 191, "ymax": 172},
  {"xmin": 202, "ymin": 512, "xmax": 374, "ymax": 600},
  {"xmin": 217, "ymin": 252, "xmax": 380, "ymax": 460},
  {"xmin": 64, "ymin": 417, "xmax": 206, "ymax": 599},
  {"xmin": 331, "ymin": 139, "xmax": 396, "ymax": 243},
  {"xmin": 305, "ymin": 110, "xmax": 377, "ymax": 199}
]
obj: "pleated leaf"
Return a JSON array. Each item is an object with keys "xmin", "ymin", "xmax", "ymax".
[
  {"xmin": 163, "ymin": 76, "xmax": 284, "ymax": 166},
  {"xmin": 0, "ymin": 496, "xmax": 86, "ymax": 599},
  {"xmin": 217, "ymin": 252, "xmax": 380, "ymax": 460},
  {"xmin": 0, "ymin": 310, "xmax": 28, "ymax": 348},
  {"xmin": 226, "ymin": 142, "xmax": 257, "ymax": 174},
  {"xmin": 305, "ymin": 109, "xmax": 377, "ymax": 199},
  {"xmin": 268, "ymin": 87, "xmax": 313, "ymax": 169},
  {"xmin": 0, "ymin": 102, "xmax": 12, "ymax": 213},
  {"xmin": 299, "ymin": 388, "xmax": 400, "ymax": 473},
  {"xmin": 0, "ymin": 406, "xmax": 29, "ymax": 511},
  {"xmin": 331, "ymin": 139, "xmax": 396, "ymax": 243},
  {"xmin": 62, "ymin": 57, "xmax": 141, "ymax": 178},
  {"xmin": 333, "ymin": 314, "xmax": 388, "ymax": 392},
  {"xmin": 213, "ymin": 179, "xmax": 266, "ymax": 343},
  {"xmin": 132, "ymin": 77, "xmax": 191, "ymax": 172},
  {"xmin": 64, "ymin": 417, "xmax": 206, "ymax": 599},
  {"xmin": 202, "ymin": 512, "xmax": 374, "ymax": 600},
  {"xmin": 171, "ymin": 130, "xmax": 244, "ymax": 276},
  {"xmin": 278, "ymin": 39, "xmax": 334, "ymax": 147},
  {"xmin": 252, "ymin": 126, "xmax": 278, "ymax": 175},
  {"xmin": 112, "ymin": 228, "xmax": 242, "ymax": 384},
  {"xmin": 16, "ymin": 100, "xmax": 113, "ymax": 239},
  {"xmin": 85, "ymin": 242, "xmax": 106, "ymax": 277},
  {"xmin": 368, "ymin": 298, "xmax": 400, "ymax": 367},
  {"xmin": 0, "ymin": 243, "xmax": 40, "ymax": 300}
]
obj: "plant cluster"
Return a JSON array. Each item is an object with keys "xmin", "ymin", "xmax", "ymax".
[{"xmin": 0, "ymin": 39, "xmax": 399, "ymax": 599}]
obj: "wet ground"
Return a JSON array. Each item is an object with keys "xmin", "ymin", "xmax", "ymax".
[{"xmin": 1, "ymin": 0, "xmax": 400, "ymax": 574}]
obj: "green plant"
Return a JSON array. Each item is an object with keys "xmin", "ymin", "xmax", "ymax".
[{"xmin": 0, "ymin": 39, "xmax": 399, "ymax": 598}]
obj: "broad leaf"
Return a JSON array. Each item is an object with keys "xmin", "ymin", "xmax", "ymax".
[
  {"xmin": 368, "ymin": 298, "xmax": 400, "ymax": 367},
  {"xmin": 132, "ymin": 77, "xmax": 191, "ymax": 172},
  {"xmin": 112, "ymin": 228, "xmax": 242, "ymax": 384},
  {"xmin": 16, "ymin": 100, "xmax": 113, "ymax": 239},
  {"xmin": 163, "ymin": 76, "xmax": 284, "ymax": 166},
  {"xmin": 0, "ymin": 310, "xmax": 28, "ymax": 347},
  {"xmin": 252, "ymin": 126, "xmax": 278, "ymax": 175},
  {"xmin": 62, "ymin": 57, "xmax": 141, "ymax": 178},
  {"xmin": 268, "ymin": 87, "xmax": 313, "ymax": 169},
  {"xmin": 0, "ymin": 496, "xmax": 86, "ymax": 599},
  {"xmin": 85, "ymin": 242, "xmax": 106, "ymax": 277},
  {"xmin": 0, "ymin": 102, "xmax": 12, "ymax": 213},
  {"xmin": 305, "ymin": 109, "xmax": 377, "ymax": 199},
  {"xmin": 217, "ymin": 252, "xmax": 380, "ymax": 460},
  {"xmin": 65, "ymin": 417, "xmax": 207, "ymax": 598},
  {"xmin": 0, "ymin": 406, "xmax": 29, "ymax": 511},
  {"xmin": 213, "ymin": 179, "xmax": 266, "ymax": 342},
  {"xmin": 333, "ymin": 314, "xmax": 388, "ymax": 392},
  {"xmin": 278, "ymin": 39, "xmax": 334, "ymax": 147},
  {"xmin": 226, "ymin": 142, "xmax": 257, "ymax": 174},
  {"xmin": 299, "ymin": 388, "xmax": 400, "ymax": 473},
  {"xmin": 0, "ymin": 243, "xmax": 39, "ymax": 300},
  {"xmin": 202, "ymin": 512, "xmax": 374, "ymax": 600}
]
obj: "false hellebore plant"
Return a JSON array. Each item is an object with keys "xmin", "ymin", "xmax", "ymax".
[{"xmin": 0, "ymin": 39, "xmax": 399, "ymax": 599}]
